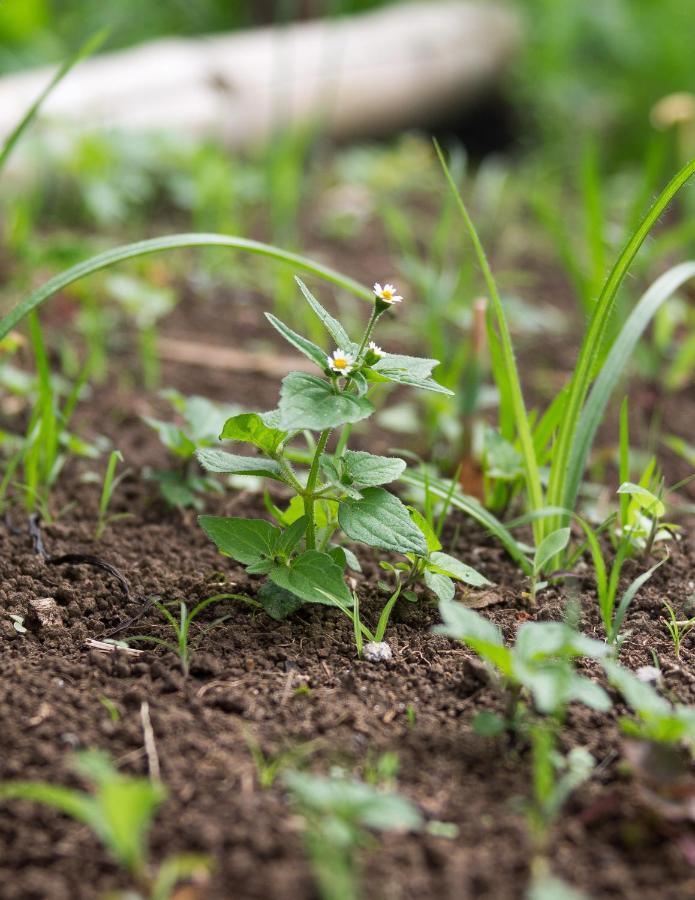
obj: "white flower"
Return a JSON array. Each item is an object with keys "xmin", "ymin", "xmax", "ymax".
[
  {"xmin": 367, "ymin": 341, "xmax": 383, "ymax": 357},
  {"xmin": 373, "ymin": 282, "xmax": 402, "ymax": 304},
  {"xmin": 327, "ymin": 349, "xmax": 355, "ymax": 374}
]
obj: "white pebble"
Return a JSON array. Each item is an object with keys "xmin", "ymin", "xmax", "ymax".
[
  {"xmin": 363, "ymin": 641, "xmax": 393, "ymax": 663},
  {"xmin": 635, "ymin": 665, "xmax": 661, "ymax": 684}
]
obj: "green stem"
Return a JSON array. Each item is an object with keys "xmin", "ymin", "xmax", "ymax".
[
  {"xmin": 304, "ymin": 429, "xmax": 331, "ymax": 549},
  {"xmin": 355, "ymin": 306, "xmax": 380, "ymax": 361}
]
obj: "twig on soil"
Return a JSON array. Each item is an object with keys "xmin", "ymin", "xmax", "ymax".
[
  {"xmin": 23, "ymin": 514, "xmax": 163, "ymax": 641},
  {"xmin": 140, "ymin": 701, "xmax": 161, "ymax": 784},
  {"xmin": 28, "ymin": 513, "xmax": 132, "ymax": 599}
]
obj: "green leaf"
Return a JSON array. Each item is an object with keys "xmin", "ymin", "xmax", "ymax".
[
  {"xmin": 219, "ymin": 412, "xmax": 287, "ymax": 455},
  {"xmin": 338, "ymin": 487, "xmax": 428, "ymax": 555},
  {"xmin": 342, "ymin": 450, "xmax": 406, "ymax": 486},
  {"xmin": 617, "ymin": 482, "xmax": 665, "ymax": 517},
  {"xmin": 428, "ymin": 551, "xmax": 491, "ymax": 587},
  {"xmin": 533, "ymin": 528, "xmax": 571, "ymax": 575},
  {"xmin": 278, "ymin": 372, "xmax": 373, "ymax": 431},
  {"xmin": 143, "ymin": 417, "xmax": 195, "ymax": 458},
  {"xmin": 423, "ymin": 569, "xmax": 455, "ymax": 602},
  {"xmin": 198, "ymin": 516, "xmax": 279, "ymax": 565},
  {"xmin": 408, "ymin": 508, "xmax": 442, "ymax": 553},
  {"xmin": 372, "ymin": 353, "xmax": 454, "ymax": 396},
  {"xmin": 400, "ymin": 468, "xmax": 532, "ymax": 575},
  {"xmin": 264, "ymin": 313, "xmax": 329, "ymax": 369},
  {"xmin": 472, "ymin": 711, "xmax": 507, "ymax": 737},
  {"xmin": 195, "ymin": 448, "xmax": 284, "ymax": 481},
  {"xmin": 275, "ymin": 516, "xmax": 308, "ymax": 556},
  {"xmin": 320, "ymin": 455, "xmax": 363, "ymax": 500},
  {"xmin": 435, "ymin": 601, "xmax": 513, "ymax": 675},
  {"xmin": 483, "ymin": 427, "xmax": 523, "ymax": 480},
  {"xmin": 269, "ymin": 550, "xmax": 354, "ymax": 608},
  {"xmin": 295, "ymin": 277, "xmax": 352, "ymax": 349},
  {"xmin": 435, "ymin": 601, "xmax": 504, "ymax": 646},
  {"xmin": 258, "ymin": 582, "xmax": 305, "ymax": 620}
]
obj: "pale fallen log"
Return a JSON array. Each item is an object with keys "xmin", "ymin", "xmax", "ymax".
[
  {"xmin": 0, "ymin": 2, "xmax": 521, "ymax": 151},
  {"xmin": 158, "ymin": 336, "xmax": 312, "ymax": 376}
]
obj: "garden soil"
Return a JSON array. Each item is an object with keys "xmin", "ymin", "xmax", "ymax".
[{"xmin": 1, "ymin": 270, "xmax": 695, "ymax": 899}]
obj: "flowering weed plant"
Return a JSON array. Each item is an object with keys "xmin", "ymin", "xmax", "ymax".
[{"xmin": 196, "ymin": 279, "xmax": 489, "ymax": 642}]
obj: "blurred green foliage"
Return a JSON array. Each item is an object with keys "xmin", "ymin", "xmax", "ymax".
[
  {"xmin": 514, "ymin": 0, "xmax": 695, "ymax": 166},
  {"xmin": 0, "ymin": 0, "xmax": 399, "ymax": 72}
]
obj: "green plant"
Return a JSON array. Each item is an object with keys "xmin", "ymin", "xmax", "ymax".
[
  {"xmin": 436, "ymin": 141, "xmax": 695, "ymax": 564},
  {"xmin": 245, "ymin": 735, "xmax": 315, "ymax": 790},
  {"xmin": 661, "ymin": 601, "xmax": 695, "ymax": 659},
  {"xmin": 576, "ymin": 510, "xmax": 667, "ymax": 646},
  {"xmin": 93, "ymin": 449, "xmax": 131, "ymax": 540},
  {"xmin": 435, "ymin": 601, "xmax": 612, "ymax": 730},
  {"xmin": 128, "ymin": 593, "xmax": 256, "ymax": 677},
  {"xmin": 196, "ymin": 278, "xmax": 488, "ymax": 649},
  {"xmin": 15, "ymin": 312, "xmax": 100, "ymax": 520},
  {"xmin": 283, "ymin": 770, "xmax": 422, "ymax": 900},
  {"xmin": 143, "ymin": 390, "xmax": 241, "ymax": 509},
  {"xmin": 603, "ymin": 660, "xmax": 695, "ymax": 752},
  {"xmin": 524, "ymin": 722, "xmax": 594, "ymax": 900},
  {"xmin": 0, "ymin": 750, "xmax": 208, "ymax": 899}
]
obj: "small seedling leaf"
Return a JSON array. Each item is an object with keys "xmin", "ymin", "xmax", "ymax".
[
  {"xmin": 423, "ymin": 569, "xmax": 455, "ymax": 603},
  {"xmin": 617, "ymin": 482, "xmax": 665, "ymax": 518},
  {"xmin": 219, "ymin": 412, "xmax": 287, "ymax": 455},
  {"xmin": 428, "ymin": 551, "xmax": 491, "ymax": 587},
  {"xmin": 533, "ymin": 527, "xmax": 571, "ymax": 575}
]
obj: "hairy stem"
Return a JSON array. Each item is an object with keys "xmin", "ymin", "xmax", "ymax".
[{"xmin": 304, "ymin": 429, "xmax": 331, "ymax": 549}]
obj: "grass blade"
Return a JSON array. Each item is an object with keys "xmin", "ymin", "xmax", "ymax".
[
  {"xmin": 0, "ymin": 234, "xmax": 372, "ymax": 341},
  {"xmin": 546, "ymin": 159, "xmax": 695, "ymax": 533},
  {"xmin": 401, "ymin": 468, "xmax": 532, "ymax": 574},
  {"xmin": 433, "ymin": 140, "xmax": 544, "ymax": 543},
  {"xmin": 0, "ymin": 30, "xmax": 108, "ymax": 174},
  {"xmin": 563, "ymin": 261, "xmax": 695, "ymax": 514}
]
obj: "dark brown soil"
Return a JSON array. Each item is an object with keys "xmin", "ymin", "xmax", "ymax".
[{"xmin": 2, "ymin": 257, "xmax": 695, "ymax": 899}]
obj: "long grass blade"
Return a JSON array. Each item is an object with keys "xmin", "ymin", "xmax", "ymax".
[
  {"xmin": 401, "ymin": 468, "xmax": 532, "ymax": 574},
  {"xmin": 0, "ymin": 234, "xmax": 372, "ymax": 341},
  {"xmin": 563, "ymin": 261, "xmax": 695, "ymax": 514},
  {"xmin": 0, "ymin": 30, "xmax": 107, "ymax": 174},
  {"xmin": 433, "ymin": 140, "xmax": 544, "ymax": 543},
  {"xmin": 546, "ymin": 159, "xmax": 695, "ymax": 532}
]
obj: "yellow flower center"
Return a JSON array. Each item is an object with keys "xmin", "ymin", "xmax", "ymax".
[
  {"xmin": 334, "ymin": 357, "xmax": 348, "ymax": 369},
  {"xmin": 382, "ymin": 289, "xmax": 392, "ymax": 300}
]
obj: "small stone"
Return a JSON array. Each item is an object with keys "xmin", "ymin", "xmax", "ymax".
[
  {"xmin": 26, "ymin": 597, "xmax": 63, "ymax": 630},
  {"xmin": 635, "ymin": 665, "xmax": 662, "ymax": 685},
  {"xmin": 684, "ymin": 593, "xmax": 695, "ymax": 616},
  {"xmin": 363, "ymin": 641, "xmax": 393, "ymax": 663}
]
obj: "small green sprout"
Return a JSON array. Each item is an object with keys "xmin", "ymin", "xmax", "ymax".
[
  {"xmin": 576, "ymin": 510, "xmax": 668, "ymax": 644},
  {"xmin": 93, "ymin": 449, "xmax": 131, "ymax": 540},
  {"xmin": 245, "ymin": 734, "xmax": 315, "ymax": 789},
  {"xmin": 128, "ymin": 593, "xmax": 257, "ymax": 677},
  {"xmin": 436, "ymin": 601, "xmax": 612, "ymax": 729},
  {"xmin": 661, "ymin": 601, "xmax": 695, "ymax": 659},
  {"xmin": 283, "ymin": 770, "xmax": 422, "ymax": 900},
  {"xmin": 197, "ymin": 279, "xmax": 488, "ymax": 650},
  {"xmin": 0, "ymin": 750, "xmax": 208, "ymax": 899},
  {"xmin": 143, "ymin": 390, "xmax": 241, "ymax": 509}
]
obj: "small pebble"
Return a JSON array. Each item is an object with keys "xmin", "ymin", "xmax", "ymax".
[
  {"xmin": 363, "ymin": 641, "xmax": 393, "ymax": 663},
  {"xmin": 635, "ymin": 665, "xmax": 661, "ymax": 684}
]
